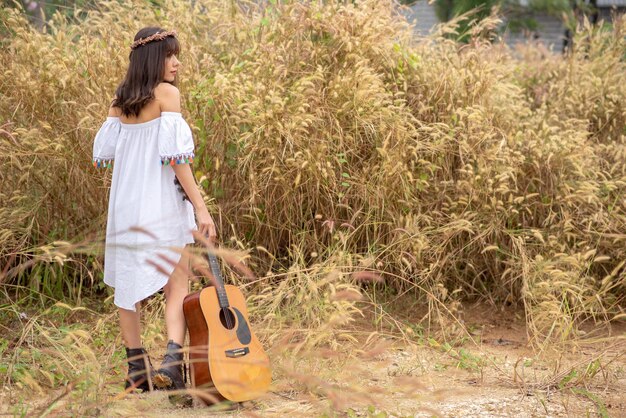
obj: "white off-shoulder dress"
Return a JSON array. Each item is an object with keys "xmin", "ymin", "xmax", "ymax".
[{"xmin": 92, "ymin": 112, "xmax": 197, "ymax": 311}]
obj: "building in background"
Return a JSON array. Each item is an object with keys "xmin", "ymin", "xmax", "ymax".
[{"xmin": 400, "ymin": 0, "xmax": 626, "ymax": 52}]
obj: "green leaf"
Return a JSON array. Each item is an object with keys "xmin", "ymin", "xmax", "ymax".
[{"xmin": 559, "ymin": 369, "xmax": 578, "ymax": 388}]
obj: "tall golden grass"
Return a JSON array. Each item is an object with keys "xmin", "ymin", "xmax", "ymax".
[{"xmin": 1, "ymin": 0, "xmax": 625, "ymax": 351}]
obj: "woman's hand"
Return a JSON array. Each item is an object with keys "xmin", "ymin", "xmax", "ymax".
[{"xmin": 196, "ymin": 207, "xmax": 217, "ymax": 242}]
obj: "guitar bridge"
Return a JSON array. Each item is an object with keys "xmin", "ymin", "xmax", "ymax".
[{"xmin": 225, "ymin": 347, "xmax": 250, "ymax": 358}]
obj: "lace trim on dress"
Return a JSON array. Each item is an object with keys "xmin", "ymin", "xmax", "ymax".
[
  {"xmin": 161, "ymin": 152, "xmax": 195, "ymax": 166},
  {"xmin": 93, "ymin": 157, "xmax": 113, "ymax": 168}
]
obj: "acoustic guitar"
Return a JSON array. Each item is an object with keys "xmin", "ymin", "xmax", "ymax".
[{"xmin": 183, "ymin": 249, "xmax": 271, "ymax": 405}]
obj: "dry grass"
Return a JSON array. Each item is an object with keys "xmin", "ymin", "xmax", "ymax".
[{"xmin": 1, "ymin": 0, "xmax": 626, "ymax": 414}]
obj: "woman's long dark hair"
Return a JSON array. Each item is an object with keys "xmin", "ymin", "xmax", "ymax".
[{"xmin": 112, "ymin": 27, "xmax": 180, "ymax": 117}]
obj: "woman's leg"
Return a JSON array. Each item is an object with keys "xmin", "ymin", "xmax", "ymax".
[
  {"xmin": 120, "ymin": 303, "xmax": 153, "ymax": 391},
  {"xmin": 154, "ymin": 247, "xmax": 193, "ymax": 405},
  {"xmin": 119, "ymin": 302, "xmax": 142, "ymax": 348},
  {"xmin": 162, "ymin": 246, "xmax": 191, "ymax": 345}
]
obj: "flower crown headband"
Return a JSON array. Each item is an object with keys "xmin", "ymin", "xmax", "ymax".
[{"xmin": 130, "ymin": 30, "xmax": 177, "ymax": 50}]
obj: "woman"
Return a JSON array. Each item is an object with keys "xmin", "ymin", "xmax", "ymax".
[{"xmin": 92, "ymin": 27, "xmax": 216, "ymax": 402}]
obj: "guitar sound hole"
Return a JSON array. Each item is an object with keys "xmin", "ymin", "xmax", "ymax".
[{"xmin": 219, "ymin": 308, "xmax": 236, "ymax": 330}]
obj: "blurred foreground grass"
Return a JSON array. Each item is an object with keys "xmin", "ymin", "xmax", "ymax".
[{"xmin": 1, "ymin": 0, "xmax": 625, "ymax": 414}]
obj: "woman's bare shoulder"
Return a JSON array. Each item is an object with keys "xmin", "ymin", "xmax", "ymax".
[
  {"xmin": 108, "ymin": 99, "xmax": 122, "ymax": 117},
  {"xmin": 155, "ymin": 82, "xmax": 179, "ymax": 95},
  {"xmin": 154, "ymin": 83, "xmax": 181, "ymax": 112}
]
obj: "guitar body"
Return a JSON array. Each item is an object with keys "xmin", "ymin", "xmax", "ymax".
[
  {"xmin": 183, "ymin": 290, "xmax": 224, "ymax": 405},
  {"xmin": 184, "ymin": 284, "xmax": 271, "ymax": 404}
]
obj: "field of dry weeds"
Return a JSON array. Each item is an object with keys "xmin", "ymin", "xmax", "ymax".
[{"xmin": 1, "ymin": 0, "xmax": 625, "ymax": 416}]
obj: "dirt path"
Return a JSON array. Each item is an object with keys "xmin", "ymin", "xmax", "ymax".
[
  {"xmin": 103, "ymin": 326, "xmax": 626, "ymax": 417},
  {"xmin": 2, "ymin": 307, "xmax": 624, "ymax": 417}
]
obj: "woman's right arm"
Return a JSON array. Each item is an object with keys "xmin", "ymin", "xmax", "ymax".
[
  {"xmin": 157, "ymin": 84, "xmax": 217, "ymax": 241},
  {"xmin": 172, "ymin": 163, "xmax": 216, "ymax": 240}
]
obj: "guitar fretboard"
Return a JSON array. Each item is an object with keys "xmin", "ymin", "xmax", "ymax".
[{"xmin": 208, "ymin": 253, "xmax": 230, "ymax": 308}]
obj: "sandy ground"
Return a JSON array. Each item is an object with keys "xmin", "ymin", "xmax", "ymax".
[
  {"xmin": 99, "ymin": 313, "xmax": 625, "ymax": 417},
  {"xmin": 2, "ymin": 306, "xmax": 624, "ymax": 417},
  {"xmin": 97, "ymin": 343, "xmax": 624, "ymax": 418}
]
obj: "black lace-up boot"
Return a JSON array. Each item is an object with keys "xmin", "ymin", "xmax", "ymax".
[
  {"xmin": 153, "ymin": 340, "xmax": 192, "ymax": 407},
  {"xmin": 125, "ymin": 347, "xmax": 154, "ymax": 392}
]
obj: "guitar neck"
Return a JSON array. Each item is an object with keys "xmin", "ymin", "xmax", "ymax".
[{"xmin": 207, "ymin": 252, "xmax": 230, "ymax": 308}]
